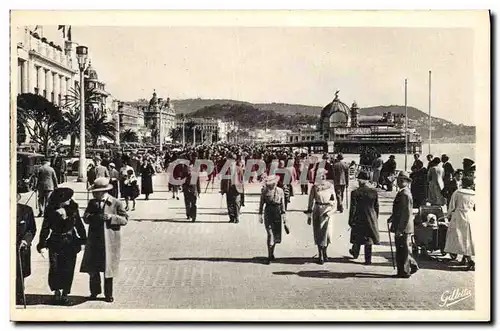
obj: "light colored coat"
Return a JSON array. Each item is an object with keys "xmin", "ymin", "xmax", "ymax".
[
  {"xmin": 80, "ymin": 195, "xmax": 128, "ymax": 278},
  {"xmin": 36, "ymin": 163, "xmax": 58, "ymax": 191},
  {"xmin": 427, "ymin": 165, "xmax": 446, "ymax": 205},
  {"xmin": 444, "ymin": 188, "xmax": 475, "ymax": 256}
]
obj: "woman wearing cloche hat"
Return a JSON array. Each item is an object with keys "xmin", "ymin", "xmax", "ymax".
[
  {"xmin": 305, "ymin": 168, "xmax": 335, "ymax": 265},
  {"xmin": 36, "ymin": 187, "xmax": 87, "ymax": 305}
]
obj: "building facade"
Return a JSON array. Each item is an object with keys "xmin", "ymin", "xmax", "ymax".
[
  {"xmin": 84, "ymin": 61, "xmax": 110, "ymax": 114},
  {"xmin": 15, "ymin": 26, "xmax": 78, "ymax": 105},
  {"xmin": 117, "ymin": 102, "xmax": 145, "ymax": 139}
]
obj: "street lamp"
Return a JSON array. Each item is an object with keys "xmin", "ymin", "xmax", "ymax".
[{"xmin": 76, "ymin": 45, "xmax": 89, "ymax": 182}]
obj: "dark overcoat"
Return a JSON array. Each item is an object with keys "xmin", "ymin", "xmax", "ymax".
[
  {"xmin": 80, "ymin": 195, "xmax": 128, "ymax": 278},
  {"xmin": 17, "ymin": 203, "xmax": 37, "ymax": 278},
  {"xmin": 348, "ymin": 185, "xmax": 380, "ymax": 245},
  {"xmin": 139, "ymin": 164, "xmax": 155, "ymax": 194},
  {"xmin": 389, "ymin": 187, "xmax": 414, "ymax": 234}
]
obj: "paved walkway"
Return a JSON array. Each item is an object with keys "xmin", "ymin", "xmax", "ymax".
[{"xmin": 16, "ymin": 173, "xmax": 474, "ymax": 310}]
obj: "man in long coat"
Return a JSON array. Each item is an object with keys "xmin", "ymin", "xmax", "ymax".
[
  {"xmin": 81, "ymin": 177, "xmax": 128, "ymax": 302},
  {"xmin": 388, "ymin": 171, "xmax": 419, "ymax": 278},
  {"xmin": 332, "ymin": 153, "xmax": 349, "ymax": 213},
  {"xmin": 181, "ymin": 162, "xmax": 201, "ymax": 222},
  {"xmin": 16, "ymin": 192, "xmax": 37, "ymax": 305},
  {"xmin": 36, "ymin": 158, "xmax": 58, "ymax": 217},
  {"xmin": 348, "ymin": 171, "xmax": 380, "ymax": 265},
  {"xmin": 220, "ymin": 154, "xmax": 244, "ymax": 224}
]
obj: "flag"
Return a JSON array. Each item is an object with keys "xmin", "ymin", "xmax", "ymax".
[
  {"xmin": 58, "ymin": 25, "xmax": 71, "ymax": 40},
  {"xmin": 58, "ymin": 25, "xmax": 66, "ymax": 37}
]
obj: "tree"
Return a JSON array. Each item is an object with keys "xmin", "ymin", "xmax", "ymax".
[
  {"xmin": 16, "ymin": 107, "xmax": 27, "ymax": 145},
  {"xmin": 61, "ymin": 83, "xmax": 102, "ymax": 155},
  {"xmin": 169, "ymin": 127, "xmax": 183, "ymax": 143},
  {"xmin": 17, "ymin": 93, "xmax": 66, "ymax": 156},
  {"xmin": 121, "ymin": 129, "xmax": 139, "ymax": 143},
  {"xmin": 86, "ymin": 109, "xmax": 117, "ymax": 147}
]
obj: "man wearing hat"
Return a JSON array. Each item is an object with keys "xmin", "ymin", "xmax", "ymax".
[
  {"xmin": 348, "ymin": 171, "xmax": 380, "ymax": 265},
  {"xmin": 388, "ymin": 171, "xmax": 419, "ymax": 278},
  {"xmin": 16, "ymin": 190, "xmax": 37, "ymax": 305},
  {"xmin": 36, "ymin": 158, "xmax": 58, "ymax": 217},
  {"xmin": 181, "ymin": 161, "xmax": 201, "ymax": 222},
  {"xmin": 220, "ymin": 154, "xmax": 245, "ymax": 223},
  {"xmin": 108, "ymin": 163, "xmax": 120, "ymax": 198},
  {"xmin": 441, "ymin": 154, "xmax": 455, "ymax": 189},
  {"xmin": 332, "ymin": 153, "xmax": 349, "ymax": 213},
  {"xmin": 80, "ymin": 178, "xmax": 128, "ymax": 303},
  {"xmin": 92, "ymin": 156, "xmax": 110, "ymax": 180}
]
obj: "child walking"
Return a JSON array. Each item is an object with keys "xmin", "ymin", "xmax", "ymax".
[{"xmin": 123, "ymin": 169, "xmax": 139, "ymax": 211}]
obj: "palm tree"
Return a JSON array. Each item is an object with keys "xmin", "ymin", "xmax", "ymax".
[
  {"xmin": 60, "ymin": 83, "xmax": 101, "ymax": 155},
  {"xmin": 86, "ymin": 109, "xmax": 117, "ymax": 147},
  {"xmin": 60, "ymin": 108, "xmax": 80, "ymax": 156},
  {"xmin": 121, "ymin": 129, "xmax": 139, "ymax": 143}
]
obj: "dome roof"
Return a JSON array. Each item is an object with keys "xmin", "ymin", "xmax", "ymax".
[
  {"xmin": 320, "ymin": 91, "xmax": 351, "ymax": 120},
  {"xmin": 149, "ymin": 90, "xmax": 158, "ymax": 106},
  {"xmin": 84, "ymin": 60, "xmax": 98, "ymax": 80}
]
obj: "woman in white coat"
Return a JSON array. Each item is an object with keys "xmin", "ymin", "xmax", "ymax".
[
  {"xmin": 427, "ymin": 157, "xmax": 446, "ymax": 206},
  {"xmin": 444, "ymin": 177, "xmax": 475, "ymax": 270}
]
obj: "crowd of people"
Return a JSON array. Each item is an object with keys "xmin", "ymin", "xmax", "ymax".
[{"xmin": 15, "ymin": 142, "xmax": 476, "ymax": 305}]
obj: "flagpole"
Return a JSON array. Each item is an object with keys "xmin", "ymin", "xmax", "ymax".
[
  {"xmin": 405, "ymin": 78, "xmax": 408, "ymax": 172},
  {"xmin": 428, "ymin": 70, "xmax": 432, "ymax": 155}
]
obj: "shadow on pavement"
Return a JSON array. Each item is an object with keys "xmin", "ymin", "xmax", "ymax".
[
  {"xmin": 21, "ymin": 294, "xmax": 88, "ymax": 306},
  {"xmin": 130, "ymin": 218, "xmax": 229, "ymax": 224},
  {"xmin": 327, "ymin": 256, "xmax": 392, "ymax": 267},
  {"xmin": 273, "ymin": 270, "xmax": 393, "ymax": 279},
  {"xmin": 170, "ymin": 256, "xmax": 316, "ymax": 265}
]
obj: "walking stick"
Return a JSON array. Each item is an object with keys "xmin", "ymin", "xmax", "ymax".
[
  {"xmin": 387, "ymin": 222, "xmax": 396, "ymax": 270},
  {"xmin": 345, "ymin": 184, "xmax": 349, "ymax": 210},
  {"xmin": 17, "ymin": 247, "xmax": 26, "ymax": 309},
  {"xmin": 204, "ymin": 180, "xmax": 210, "ymax": 194}
]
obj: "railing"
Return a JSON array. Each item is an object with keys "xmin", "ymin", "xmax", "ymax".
[{"xmin": 29, "ymin": 35, "xmax": 72, "ymax": 69}]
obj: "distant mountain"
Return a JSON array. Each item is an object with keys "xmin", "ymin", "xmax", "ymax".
[{"xmin": 167, "ymin": 98, "xmax": 475, "ymax": 142}]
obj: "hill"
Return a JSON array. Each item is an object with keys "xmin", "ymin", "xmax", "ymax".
[{"xmin": 165, "ymin": 98, "xmax": 475, "ymax": 142}]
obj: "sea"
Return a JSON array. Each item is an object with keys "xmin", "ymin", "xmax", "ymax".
[{"xmin": 324, "ymin": 143, "xmax": 475, "ymax": 171}]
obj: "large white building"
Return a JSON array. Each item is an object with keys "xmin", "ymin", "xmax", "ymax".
[{"xmin": 15, "ymin": 26, "xmax": 79, "ymax": 104}]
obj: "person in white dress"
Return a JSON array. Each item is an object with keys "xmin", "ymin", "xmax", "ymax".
[{"xmin": 444, "ymin": 177, "xmax": 475, "ymax": 271}]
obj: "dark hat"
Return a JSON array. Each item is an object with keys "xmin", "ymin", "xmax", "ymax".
[
  {"xmin": 48, "ymin": 187, "xmax": 74, "ymax": 205},
  {"xmin": 463, "ymin": 158, "xmax": 474, "ymax": 170},
  {"xmin": 396, "ymin": 171, "xmax": 412, "ymax": 182},
  {"xmin": 389, "ymin": 155, "xmax": 395, "ymax": 159},
  {"xmin": 357, "ymin": 171, "xmax": 370, "ymax": 181},
  {"xmin": 337, "ymin": 153, "xmax": 344, "ymax": 160},
  {"xmin": 322, "ymin": 153, "xmax": 329, "ymax": 160}
]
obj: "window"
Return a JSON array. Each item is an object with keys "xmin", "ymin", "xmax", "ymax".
[
  {"xmin": 43, "ymin": 90, "xmax": 47, "ymax": 99},
  {"xmin": 34, "ymin": 87, "xmax": 39, "ymax": 95},
  {"xmin": 58, "ymin": 94, "xmax": 62, "ymax": 105},
  {"xmin": 51, "ymin": 92, "xmax": 54, "ymax": 103}
]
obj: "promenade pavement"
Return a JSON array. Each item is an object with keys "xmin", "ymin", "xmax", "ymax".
[{"xmin": 15, "ymin": 173, "xmax": 474, "ymax": 310}]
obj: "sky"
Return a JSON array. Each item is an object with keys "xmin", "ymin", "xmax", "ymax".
[{"xmin": 40, "ymin": 26, "xmax": 474, "ymax": 125}]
